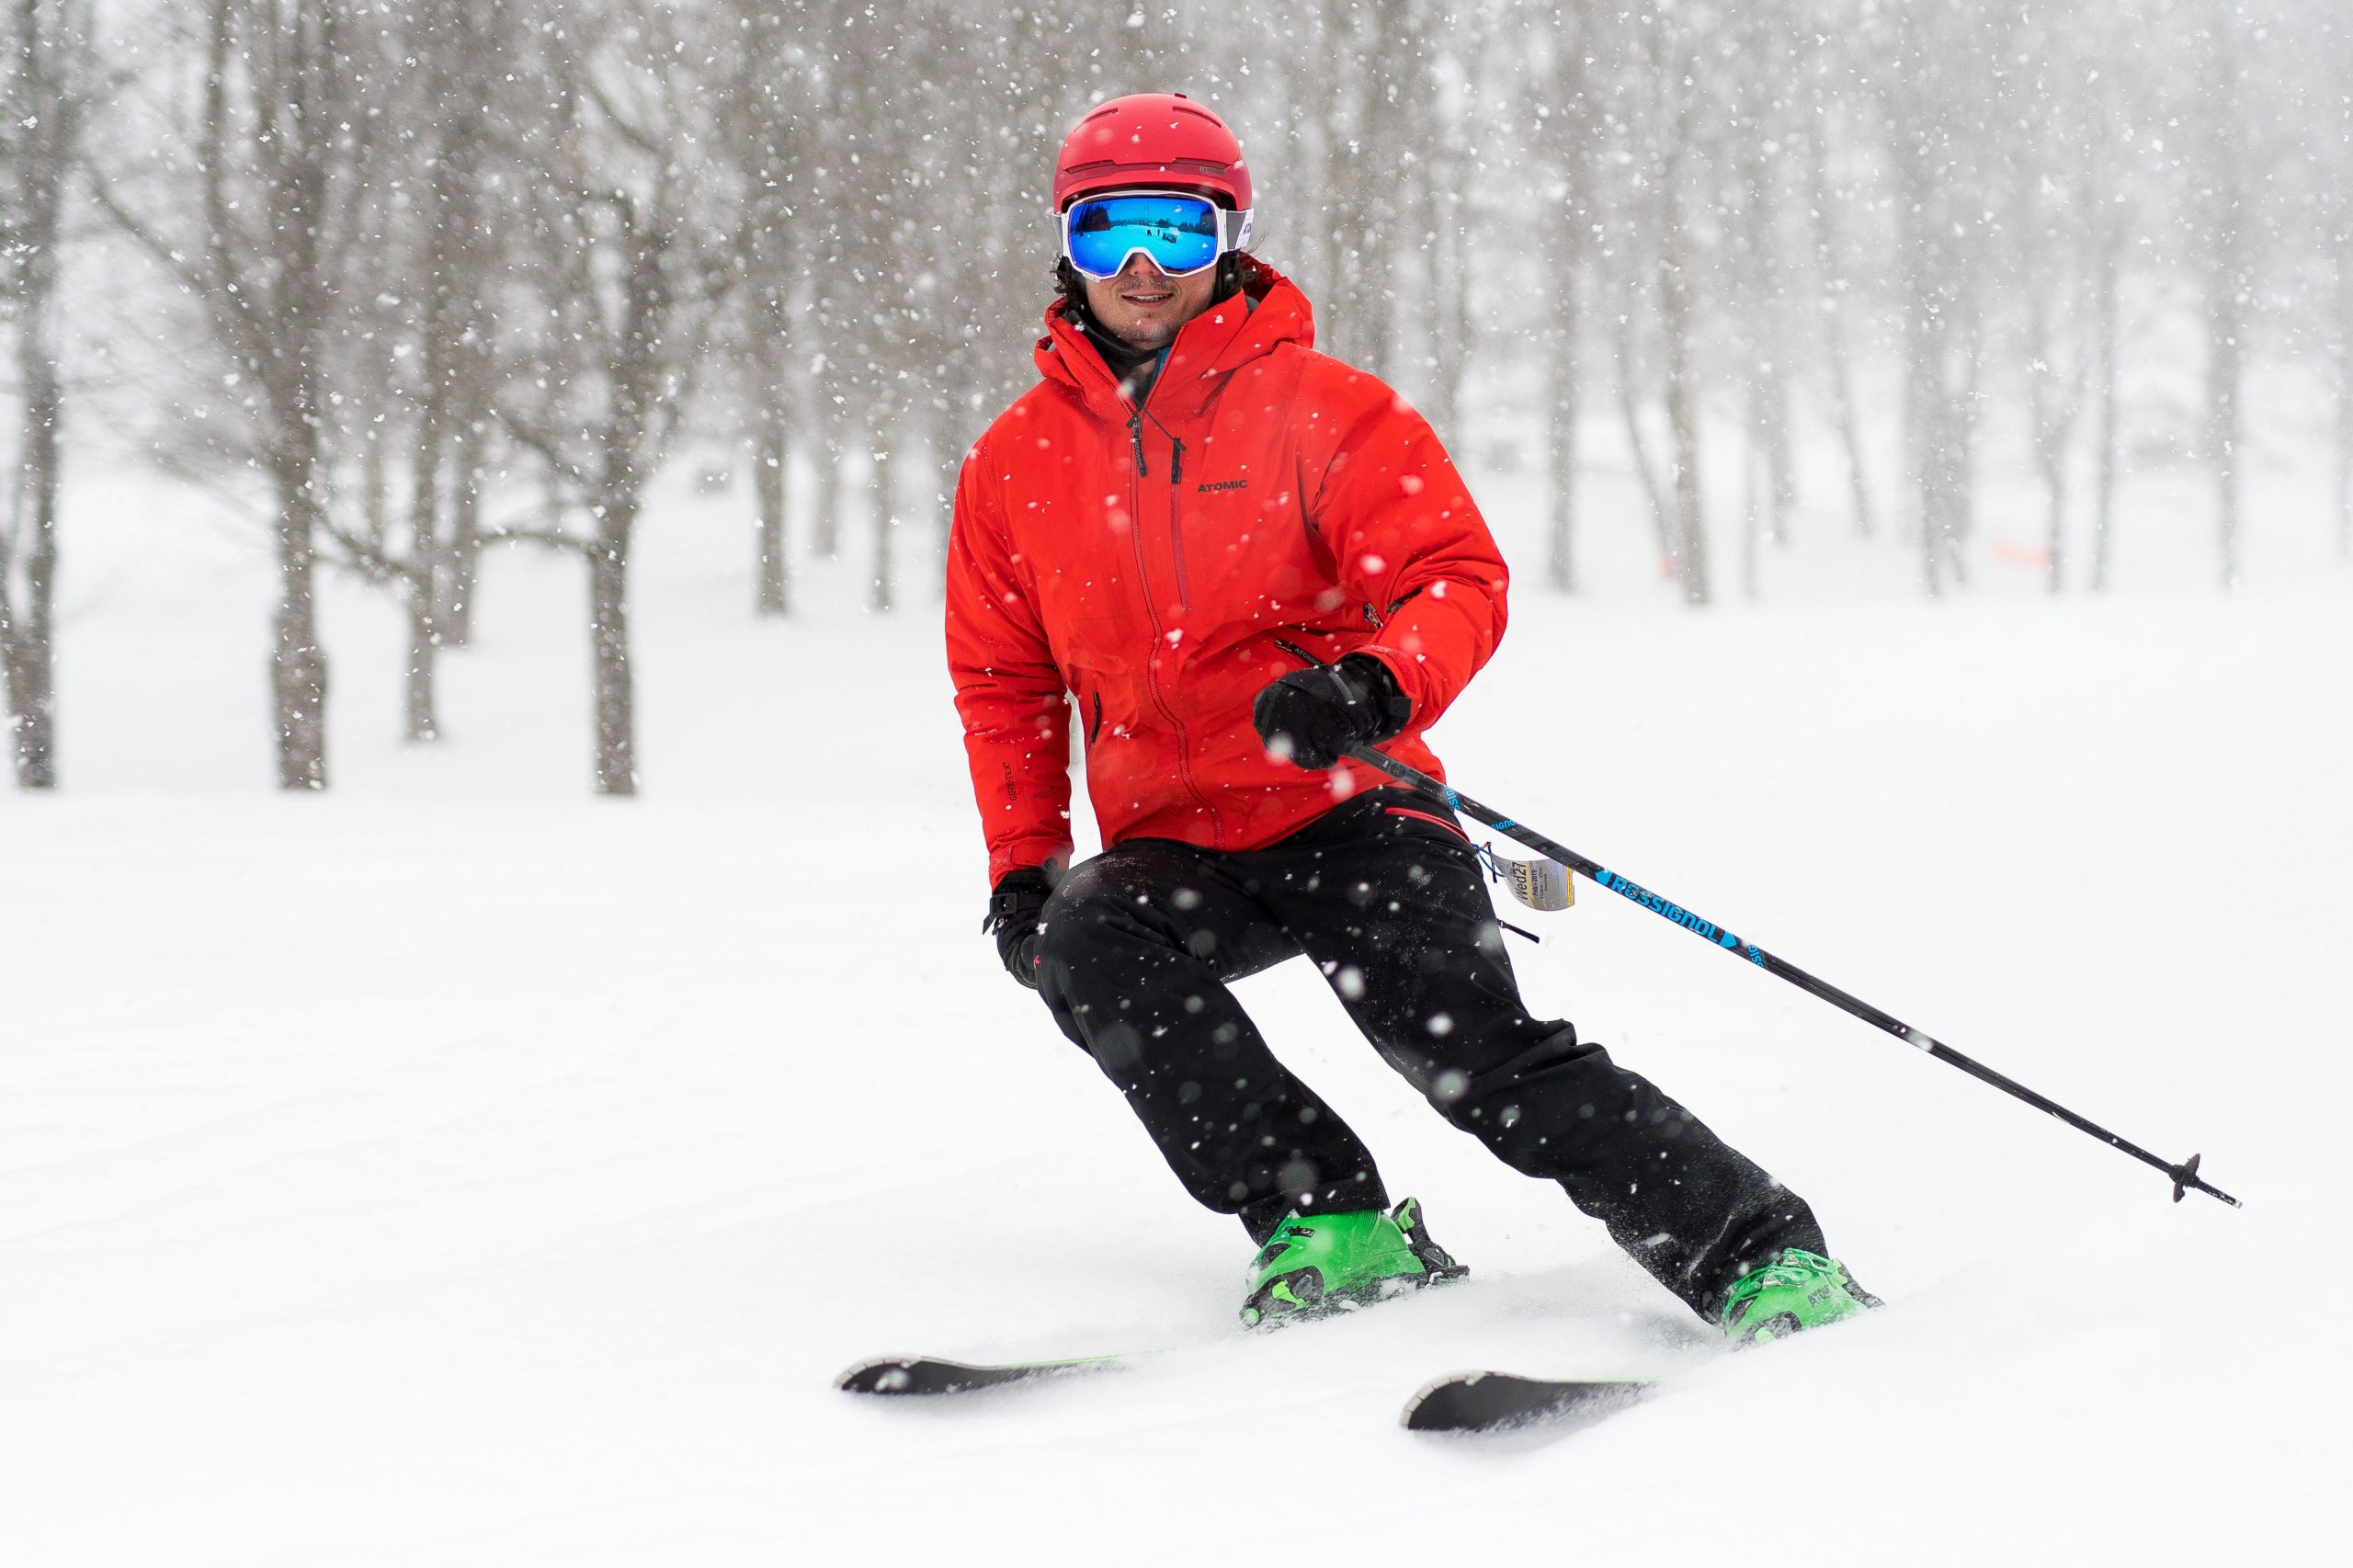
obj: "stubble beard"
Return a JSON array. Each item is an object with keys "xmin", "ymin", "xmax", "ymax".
[{"xmin": 1085, "ymin": 268, "xmax": 1214, "ymax": 356}]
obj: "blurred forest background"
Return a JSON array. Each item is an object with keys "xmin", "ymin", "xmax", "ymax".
[{"xmin": 3, "ymin": 0, "xmax": 2348, "ymax": 794}]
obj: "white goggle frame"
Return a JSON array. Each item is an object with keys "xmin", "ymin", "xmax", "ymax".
[{"xmin": 1057, "ymin": 188, "xmax": 1256, "ymax": 279}]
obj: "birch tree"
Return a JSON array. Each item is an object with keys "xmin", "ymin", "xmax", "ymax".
[
  {"xmin": 494, "ymin": 1, "xmax": 734, "ymax": 794},
  {"xmin": 0, "ymin": 0, "xmax": 88, "ymax": 789},
  {"xmin": 94, "ymin": 0, "xmax": 387, "ymax": 788}
]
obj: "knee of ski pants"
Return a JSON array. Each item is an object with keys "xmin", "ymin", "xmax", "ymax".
[
  {"xmin": 1420, "ymin": 1024, "xmax": 1657, "ymax": 1175},
  {"xmin": 1029, "ymin": 853, "xmax": 1211, "ymax": 1051}
]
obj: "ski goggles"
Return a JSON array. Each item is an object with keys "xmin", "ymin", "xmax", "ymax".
[{"xmin": 1059, "ymin": 189, "xmax": 1254, "ymax": 280}]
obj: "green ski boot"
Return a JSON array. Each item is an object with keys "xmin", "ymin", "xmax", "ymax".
[
  {"xmin": 1239, "ymin": 1198, "xmax": 1467, "ymax": 1328},
  {"xmin": 1718, "ymin": 1247, "xmax": 1881, "ymax": 1346}
]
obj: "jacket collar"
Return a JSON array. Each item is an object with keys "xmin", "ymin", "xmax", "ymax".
[{"xmin": 1034, "ymin": 256, "xmax": 1313, "ymax": 424}]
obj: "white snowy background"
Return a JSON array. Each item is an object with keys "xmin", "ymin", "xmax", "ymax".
[
  {"xmin": 7, "ymin": 1, "xmax": 2353, "ymax": 1563},
  {"xmin": 5, "ymin": 434, "xmax": 2346, "ymax": 1565}
]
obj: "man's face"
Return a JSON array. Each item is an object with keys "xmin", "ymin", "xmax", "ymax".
[{"xmin": 1083, "ymin": 249, "xmax": 1219, "ymax": 352}]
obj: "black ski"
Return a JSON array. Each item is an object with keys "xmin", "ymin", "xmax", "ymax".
[
  {"xmin": 836, "ymin": 1350, "xmax": 1139, "ymax": 1396},
  {"xmin": 1402, "ymin": 1370, "xmax": 1663, "ymax": 1433}
]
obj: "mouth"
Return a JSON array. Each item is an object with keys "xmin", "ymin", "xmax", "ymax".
[{"xmin": 1120, "ymin": 290, "xmax": 1176, "ymax": 307}]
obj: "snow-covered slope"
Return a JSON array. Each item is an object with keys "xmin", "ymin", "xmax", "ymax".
[{"xmin": 3, "ymin": 460, "xmax": 2347, "ymax": 1565}]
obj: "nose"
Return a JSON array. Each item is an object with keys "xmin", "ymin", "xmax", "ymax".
[{"xmin": 1120, "ymin": 253, "xmax": 1171, "ymax": 283}]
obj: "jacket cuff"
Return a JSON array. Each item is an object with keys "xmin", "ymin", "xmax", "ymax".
[
  {"xmin": 1342, "ymin": 650, "xmax": 1415, "ymax": 740},
  {"xmin": 987, "ymin": 837, "xmax": 1075, "ymax": 888}
]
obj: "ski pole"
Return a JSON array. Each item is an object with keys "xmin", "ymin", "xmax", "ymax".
[{"xmin": 1342, "ymin": 743, "xmax": 2242, "ymax": 1209}]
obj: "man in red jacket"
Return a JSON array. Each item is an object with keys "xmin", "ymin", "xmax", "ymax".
[{"xmin": 947, "ymin": 94, "xmax": 1870, "ymax": 1340}]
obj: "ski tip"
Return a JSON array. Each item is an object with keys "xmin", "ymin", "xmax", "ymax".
[
  {"xmin": 836, "ymin": 1356, "xmax": 926, "ymax": 1393},
  {"xmin": 1399, "ymin": 1369, "xmax": 1491, "ymax": 1429},
  {"xmin": 1402, "ymin": 1370, "xmax": 1665, "ymax": 1435},
  {"xmin": 838, "ymin": 1355, "xmax": 999, "ymax": 1394},
  {"xmin": 836, "ymin": 1350, "xmax": 1132, "ymax": 1397}
]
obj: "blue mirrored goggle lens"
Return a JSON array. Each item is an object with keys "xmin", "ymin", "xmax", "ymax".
[{"xmin": 1064, "ymin": 194, "xmax": 1222, "ymax": 278}]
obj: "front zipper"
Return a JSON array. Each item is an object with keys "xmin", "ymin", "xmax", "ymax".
[{"xmin": 1121, "ymin": 394, "xmax": 1220, "ymax": 845}]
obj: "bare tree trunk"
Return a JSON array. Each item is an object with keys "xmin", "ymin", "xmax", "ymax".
[
  {"xmin": 2200, "ymin": 27, "xmax": 2246, "ymax": 594},
  {"xmin": 435, "ymin": 3, "xmax": 495, "ymax": 649},
  {"xmin": 401, "ymin": 224, "xmax": 453, "ymax": 742},
  {"xmin": 1544, "ymin": 278, "xmax": 1579, "ymax": 592},
  {"xmin": 1422, "ymin": 170, "xmax": 1474, "ymax": 449},
  {"xmin": 1734, "ymin": 93, "xmax": 1795, "ymax": 551},
  {"xmin": 754, "ymin": 408, "xmax": 789, "ymax": 616},
  {"xmin": 1824, "ymin": 313, "xmax": 1876, "ymax": 540},
  {"xmin": 1912, "ymin": 382, "xmax": 1944, "ymax": 596},
  {"xmin": 1319, "ymin": 0, "xmax": 1415, "ymax": 379},
  {"xmin": 1318, "ymin": 0, "xmax": 1373, "ymax": 371},
  {"xmin": 1900, "ymin": 210, "xmax": 1938, "ymax": 596},
  {"xmin": 2208, "ymin": 260, "xmax": 2245, "ymax": 593},
  {"xmin": 1611, "ymin": 307, "xmax": 1675, "ymax": 573},
  {"xmin": 2023, "ymin": 273, "xmax": 2079, "ymax": 596},
  {"xmin": 1660, "ymin": 187, "xmax": 1708, "ymax": 607},
  {"xmin": 360, "ymin": 419, "xmax": 388, "ymax": 548},
  {"xmin": 1947, "ymin": 301, "xmax": 1983, "ymax": 589},
  {"xmin": 2, "ymin": 6, "xmax": 66, "ymax": 788},
  {"xmin": 493, "ymin": 19, "xmax": 715, "ymax": 799},
  {"xmin": 399, "ymin": 0, "xmax": 494, "ymax": 684},
  {"xmin": 2339, "ymin": 252, "xmax": 2353, "ymax": 562},
  {"xmin": 870, "ymin": 407, "xmax": 896, "ymax": 614},
  {"xmin": 1762, "ymin": 376, "xmax": 1796, "ymax": 547},
  {"xmin": 1731, "ymin": 63, "xmax": 1784, "ymax": 588},
  {"xmin": 1420, "ymin": 51, "xmax": 1476, "ymax": 454},
  {"xmin": 2090, "ymin": 238, "xmax": 2121, "ymax": 592},
  {"xmin": 401, "ymin": 554, "xmax": 438, "ymax": 744},
  {"xmin": 404, "ymin": 569, "xmax": 438, "ymax": 743},
  {"xmin": 1900, "ymin": 202, "xmax": 1974, "ymax": 597},
  {"xmin": 1742, "ymin": 395, "xmax": 1766, "ymax": 601},
  {"xmin": 263, "ymin": 39, "xmax": 334, "ymax": 793},
  {"xmin": 588, "ymin": 509, "xmax": 635, "ymax": 796},
  {"xmin": 2040, "ymin": 448, "xmax": 2069, "ymax": 597},
  {"xmin": 935, "ymin": 344, "xmax": 983, "ymax": 600},
  {"xmin": 2, "ymin": 280, "xmax": 61, "ymax": 785},
  {"xmin": 753, "ymin": 309, "xmax": 790, "ymax": 618},
  {"xmin": 811, "ymin": 398, "xmax": 845, "ymax": 558},
  {"xmin": 916, "ymin": 400, "xmax": 953, "ymax": 601},
  {"xmin": 403, "ymin": 395, "xmax": 442, "ymax": 743},
  {"xmin": 444, "ymin": 408, "xmax": 486, "ymax": 643},
  {"xmin": 207, "ymin": 0, "xmax": 339, "ymax": 788},
  {"xmin": 1804, "ymin": 111, "xmax": 1875, "ymax": 540},
  {"xmin": 271, "ymin": 442, "xmax": 329, "ymax": 790},
  {"xmin": 1539, "ymin": 31, "xmax": 1586, "ymax": 594}
]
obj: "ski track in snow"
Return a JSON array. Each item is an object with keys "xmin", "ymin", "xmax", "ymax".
[{"xmin": 1, "ymin": 460, "xmax": 2347, "ymax": 1565}]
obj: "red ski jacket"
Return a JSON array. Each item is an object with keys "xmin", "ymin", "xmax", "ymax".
[{"xmin": 946, "ymin": 260, "xmax": 1508, "ymax": 885}]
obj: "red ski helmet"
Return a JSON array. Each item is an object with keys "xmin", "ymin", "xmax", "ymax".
[{"xmin": 1052, "ymin": 92, "xmax": 1253, "ymax": 212}]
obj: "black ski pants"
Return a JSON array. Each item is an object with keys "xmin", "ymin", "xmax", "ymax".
[{"xmin": 1032, "ymin": 789, "xmax": 1826, "ymax": 1318}]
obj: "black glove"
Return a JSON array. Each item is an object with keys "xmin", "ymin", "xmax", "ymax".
[
  {"xmin": 983, "ymin": 868, "xmax": 1052, "ymax": 989},
  {"xmin": 1252, "ymin": 653, "xmax": 1410, "ymax": 770}
]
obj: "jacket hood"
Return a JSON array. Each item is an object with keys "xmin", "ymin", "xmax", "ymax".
[{"xmin": 1033, "ymin": 256, "xmax": 1313, "ymax": 423}]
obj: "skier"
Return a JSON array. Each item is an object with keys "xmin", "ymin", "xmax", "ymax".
[{"xmin": 946, "ymin": 93, "xmax": 1872, "ymax": 1342}]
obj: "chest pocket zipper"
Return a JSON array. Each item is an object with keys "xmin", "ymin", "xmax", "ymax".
[
  {"xmin": 1088, "ymin": 690, "xmax": 1104, "ymax": 745},
  {"xmin": 1168, "ymin": 437, "xmax": 1188, "ymax": 610}
]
